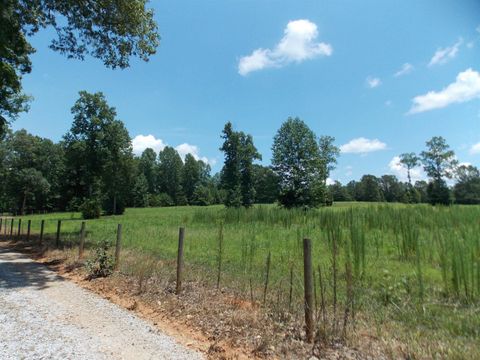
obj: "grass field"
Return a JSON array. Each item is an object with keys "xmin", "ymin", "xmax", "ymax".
[{"xmin": 2, "ymin": 203, "xmax": 480, "ymax": 358}]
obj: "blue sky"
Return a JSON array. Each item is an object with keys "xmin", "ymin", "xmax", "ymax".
[{"xmin": 13, "ymin": 0, "xmax": 480, "ymax": 183}]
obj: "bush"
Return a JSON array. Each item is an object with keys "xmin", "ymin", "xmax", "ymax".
[
  {"xmin": 149, "ymin": 193, "xmax": 174, "ymax": 207},
  {"xmin": 85, "ymin": 239, "xmax": 114, "ymax": 279},
  {"xmin": 80, "ymin": 198, "xmax": 102, "ymax": 219}
]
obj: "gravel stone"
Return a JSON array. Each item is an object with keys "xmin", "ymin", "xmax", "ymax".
[{"xmin": 0, "ymin": 249, "xmax": 203, "ymax": 359}]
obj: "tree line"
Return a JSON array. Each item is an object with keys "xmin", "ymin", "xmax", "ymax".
[{"xmin": 1, "ymin": 92, "xmax": 479, "ymax": 218}]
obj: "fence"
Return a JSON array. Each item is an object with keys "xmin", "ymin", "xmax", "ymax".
[{"xmin": 1, "ymin": 205, "xmax": 479, "ymax": 345}]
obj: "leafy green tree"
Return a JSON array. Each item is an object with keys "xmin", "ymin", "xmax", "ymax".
[
  {"xmin": 182, "ymin": 154, "xmax": 201, "ymax": 204},
  {"xmin": 357, "ymin": 175, "xmax": 382, "ymax": 202},
  {"xmin": 1, "ymin": 0, "xmax": 160, "ymax": 134},
  {"xmin": 399, "ymin": 153, "xmax": 420, "ymax": 186},
  {"xmin": 219, "ymin": 122, "xmax": 260, "ymax": 208},
  {"xmin": 63, "ymin": 91, "xmax": 133, "ymax": 215},
  {"xmin": 328, "ymin": 180, "xmax": 351, "ymax": 202},
  {"xmin": 158, "ymin": 146, "xmax": 186, "ymax": 205},
  {"xmin": 379, "ymin": 175, "xmax": 405, "ymax": 202},
  {"xmin": 219, "ymin": 122, "xmax": 242, "ymax": 207},
  {"xmin": 139, "ymin": 148, "xmax": 158, "ymax": 194},
  {"xmin": 318, "ymin": 135, "xmax": 340, "ymax": 186},
  {"xmin": 453, "ymin": 165, "xmax": 480, "ymax": 204},
  {"xmin": 253, "ymin": 165, "xmax": 280, "ymax": 204},
  {"xmin": 239, "ymin": 133, "xmax": 261, "ymax": 207},
  {"xmin": 420, "ymin": 136, "xmax": 457, "ymax": 205},
  {"xmin": 272, "ymin": 117, "xmax": 323, "ymax": 208},
  {"xmin": 132, "ymin": 174, "xmax": 149, "ymax": 207},
  {"xmin": 414, "ymin": 180, "xmax": 429, "ymax": 203}
]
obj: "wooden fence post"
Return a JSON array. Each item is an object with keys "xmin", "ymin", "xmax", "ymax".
[
  {"xmin": 10, "ymin": 219, "xmax": 14, "ymax": 240},
  {"xmin": 78, "ymin": 221, "xmax": 86, "ymax": 260},
  {"xmin": 176, "ymin": 227, "xmax": 185, "ymax": 295},
  {"xmin": 0, "ymin": 218, "xmax": 2, "ymax": 233},
  {"xmin": 303, "ymin": 238, "xmax": 314, "ymax": 343},
  {"xmin": 17, "ymin": 219, "xmax": 22, "ymax": 240},
  {"xmin": 263, "ymin": 251, "xmax": 271, "ymax": 305},
  {"xmin": 114, "ymin": 224, "xmax": 122, "ymax": 270},
  {"xmin": 39, "ymin": 220, "xmax": 45, "ymax": 245},
  {"xmin": 55, "ymin": 220, "xmax": 61, "ymax": 247},
  {"xmin": 27, "ymin": 220, "xmax": 31, "ymax": 241}
]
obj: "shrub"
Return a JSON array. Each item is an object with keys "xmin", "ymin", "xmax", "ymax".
[
  {"xmin": 85, "ymin": 239, "xmax": 114, "ymax": 279},
  {"xmin": 80, "ymin": 198, "xmax": 102, "ymax": 219}
]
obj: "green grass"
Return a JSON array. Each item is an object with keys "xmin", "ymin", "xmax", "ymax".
[{"xmin": 3, "ymin": 203, "xmax": 480, "ymax": 358}]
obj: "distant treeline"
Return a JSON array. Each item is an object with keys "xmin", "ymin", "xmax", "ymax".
[{"xmin": 1, "ymin": 91, "xmax": 479, "ymax": 217}]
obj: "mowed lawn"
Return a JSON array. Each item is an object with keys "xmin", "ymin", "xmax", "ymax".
[{"xmin": 4, "ymin": 203, "xmax": 480, "ymax": 358}]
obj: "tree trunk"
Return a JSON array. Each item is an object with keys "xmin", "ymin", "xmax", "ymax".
[
  {"xmin": 113, "ymin": 194, "xmax": 117, "ymax": 215},
  {"xmin": 21, "ymin": 190, "xmax": 27, "ymax": 216}
]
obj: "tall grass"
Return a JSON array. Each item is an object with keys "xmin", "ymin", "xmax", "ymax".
[{"xmin": 3, "ymin": 203, "xmax": 480, "ymax": 357}]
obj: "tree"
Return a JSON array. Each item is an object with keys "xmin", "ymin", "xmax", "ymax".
[
  {"xmin": 63, "ymin": 91, "xmax": 134, "ymax": 215},
  {"xmin": 139, "ymin": 148, "xmax": 158, "ymax": 194},
  {"xmin": 253, "ymin": 165, "xmax": 280, "ymax": 204},
  {"xmin": 379, "ymin": 175, "xmax": 405, "ymax": 203},
  {"xmin": 420, "ymin": 136, "xmax": 457, "ymax": 205},
  {"xmin": 272, "ymin": 117, "xmax": 323, "ymax": 208},
  {"xmin": 158, "ymin": 146, "xmax": 186, "ymax": 205},
  {"xmin": 220, "ymin": 122, "xmax": 242, "ymax": 207},
  {"xmin": 132, "ymin": 174, "xmax": 149, "ymax": 207},
  {"xmin": 219, "ymin": 122, "xmax": 260, "ymax": 208},
  {"xmin": 239, "ymin": 133, "xmax": 261, "ymax": 207},
  {"xmin": 1, "ymin": 0, "xmax": 160, "ymax": 134},
  {"xmin": 453, "ymin": 165, "xmax": 480, "ymax": 204},
  {"xmin": 328, "ymin": 181, "xmax": 351, "ymax": 202},
  {"xmin": 357, "ymin": 175, "xmax": 382, "ymax": 202},
  {"xmin": 399, "ymin": 153, "xmax": 420, "ymax": 186},
  {"xmin": 318, "ymin": 135, "xmax": 340, "ymax": 187}
]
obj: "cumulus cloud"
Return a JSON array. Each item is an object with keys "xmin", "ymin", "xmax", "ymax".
[
  {"xmin": 132, "ymin": 134, "xmax": 166, "ymax": 155},
  {"xmin": 175, "ymin": 143, "xmax": 216, "ymax": 165},
  {"xmin": 428, "ymin": 39, "xmax": 462, "ymax": 67},
  {"xmin": 408, "ymin": 68, "xmax": 480, "ymax": 114},
  {"xmin": 238, "ymin": 19, "xmax": 332, "ymax": 76},
  {"xmin": 326, "ymin": 177, "xmax": 335, "ymax": 186},
  {"xmin": 366, "ymin": 76, "xmax": 381, "ymax": 88},
  {"xmin": 394, "ymin": 63, "xmax": 414, "ymax": 77},
  {"xmin": 470, "ymin": 142, "xmax": 480, "ymax": 155},
  {"xmin": 132, "ymin": 135, "xmax": 215, "ymax": 165},
  {"xmin": 388, "ymin": 156, "xmax": 425, "ymax": 183},
  {"xmin": 340, "ymin": 137, "xmax": 387, "ymax": 154}
]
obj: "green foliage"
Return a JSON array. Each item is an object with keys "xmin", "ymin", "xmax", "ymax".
[
  {"xmin": 427, "ymin": 179, "xmax": 451, "ymax": 205},
  {"xmin": 158, "ymin": 146, "xmax": 186, "ymax": 205},
  {"xmin": 272, "ymin": 117, "xmax": 324, "ymax": 208},
  {"xmin": 399, "ymin": 152, "xmax": 420, "ymax": 185},
  {"xmin": 220, "ymin": 122, "xmax": 260, "ymax": 208},
  {"xmin": 80, "ymin": 198, "xmax": 102, "ymax": 219},
  {"xmin": 0, "ymin": 0, "xmax": 160, "ymax": 131},
  {"xmin": 318, "ymin": 135, "xmax": 340, "ymax": 187},
  {"xmin": 454, "ymin": 165, "xmax": 480, "ymax": 204},
  {"xmin": 85, "ymin": 239, "xmax": 114, "ymax": 279},
  {"xmin": 132, "ymin": 174, "xmax": 149, "ymax": 207},
  {"xmin": 421, "ymin": 136, "xmax": 458, "ymax": 182},
  {"xmin": 63, "ymin": 91, "xmax": 134, "ymax": 215}
]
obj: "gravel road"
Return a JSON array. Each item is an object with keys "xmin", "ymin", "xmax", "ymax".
[{"xmin": 0, "ymin": 248, "xmax": 203, "ymax": 359}]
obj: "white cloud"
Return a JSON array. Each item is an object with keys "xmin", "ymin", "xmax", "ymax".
[
  {"xmin": 470, "ymin": 142, "xmax": 480, "ymax": 155},
  {"xmin": 388, "ymin": 156, "xmax": 425, "ymax": 183},
  {"xmin": 132, "ymin": 134, "xmax": 166, "ymax": 155},
  {"xmin": 340, "ymin": 137, "xmax": 387, "ymax": 154},
  {"xmin": 408, "ymin": 68, "xmax": 480, "ymax": 114},
  {"xmin": 175, "ymin": 143, "xmax": 215, "ymax": 165},
  {"xmin": 326, "ymin": 177, "xmax": 335, "ymax": 186},
  {"xmin": 366, "ymin": 76, "xmax": 381, "ymax": 88},
  {"xmin": 394, "ymin": 63, "xmax": 414, "ymax": 77},
  {"xmin": 476, "ymin": 25, "xmax": 480, "ymax": 33},
  {"xmin": 132, "ymin": 135, "xmax": 216, "ymax": 165},
  {"xmin": 428, "ymin": 39, "xmax": 462, "ymax": 67},
  {"xmin": 238, "ymin": 19, "xmax": 332, "ymax": 76},
  {"xmin": 467, "ymin": 41, "xmax": 475, "ymax": 49}
]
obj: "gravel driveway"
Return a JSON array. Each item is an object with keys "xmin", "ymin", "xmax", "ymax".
[{"xmin": 0, "ymin": 248, "xmax": 203, "ymax": 359}]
